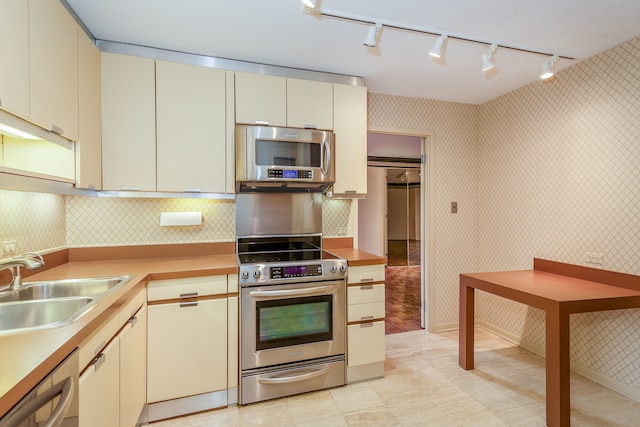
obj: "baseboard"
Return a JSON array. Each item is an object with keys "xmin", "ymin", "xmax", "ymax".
[
  {"xmin": 431, "ymin": 322, "xmax": 458, "ymax": 333},
  {"xmin": 475, "ymin": 322, "xmax": 640, "ymax": 402}
]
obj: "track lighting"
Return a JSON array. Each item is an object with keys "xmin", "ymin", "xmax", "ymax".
[
  {"xmin": 301, "ymin": 7, "xmax": 575, "ymax": 75},
  {"xmin": 540, "ymin": 55, "xmax": 559, "ymax": 80},
  {"xmin": 429, "ymin": 34, "xmax": 447, "ymax": 59},
  {"xmin": 363, "ymin": 23, "xmax": 382, "ymax": 47},
  {"xmin": 482, "ymin": 43, "xmax": 498, "ymax": 72}
]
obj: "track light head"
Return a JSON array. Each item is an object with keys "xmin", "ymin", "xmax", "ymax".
[
  {"xmin": 300, "ymin": 0, "xmax": 316, "ymax": 8},
  {"xmin": 364, "ymin": 23, "xmax": 382, "ymax": 47},
  {"xmin": 482, "ymin": 43, "xmax": 498, "ymax": 71},
  {"xmin": 429, "ymin": 34, "xmax": 448, "ymax": 59},
  {"xmin": 540, "ymin": 55, "xmax": 559, "ymax": 80}
]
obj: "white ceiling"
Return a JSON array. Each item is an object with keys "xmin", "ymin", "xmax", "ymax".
[{"xmin": 65, "ymin": 0, "xmax": 640, "ymax": 105}]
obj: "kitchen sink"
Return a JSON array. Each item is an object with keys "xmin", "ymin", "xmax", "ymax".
[
  {"xmin": 0, "ymin": 297, "xmax": 94, "ymax": 334},
  {"xmin": 0, "ymin": 275, "xmax": 134, "ymax": 335},
  {"xmin": 0, "ymin": 276, "xmax": 132, "ymax": 303}
]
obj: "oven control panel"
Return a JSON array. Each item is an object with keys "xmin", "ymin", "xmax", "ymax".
[{"xmin": 270, "ymin": 264, "xmax": 322, "ymax": 279}]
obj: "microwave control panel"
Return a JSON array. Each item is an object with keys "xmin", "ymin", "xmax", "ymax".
[{"xmin": 268, "ymin": 169, "xmax": 313, "ymax": 179}]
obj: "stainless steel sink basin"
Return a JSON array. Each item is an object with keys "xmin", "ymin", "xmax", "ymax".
[
  {"xmin": 0, "ymin": 275, "xmax": 134, "ymax": 335},
  {"xmin": 0, "ymin": 297, "xmax": 94, "ymax": 334},
  {"xmin": 0, "ymin": 276, "xmax": 132, "ymax": 303}
]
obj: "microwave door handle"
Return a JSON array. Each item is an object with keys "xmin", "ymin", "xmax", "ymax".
[
  {"xmin": 4, "ymin": 377, "xmax": 74, "ymax": 427},
  {"xmin": 249, "ymin": 283, "xmax": 340, "ymax": 299},
  {"xmin": 321, "ymin": 139, "xmax": 330, "ymax": 176}
]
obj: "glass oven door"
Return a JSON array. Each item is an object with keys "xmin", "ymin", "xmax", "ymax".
[{"xmin": 241, "ymin": 280, "xmax": 345, "ymax": 371}]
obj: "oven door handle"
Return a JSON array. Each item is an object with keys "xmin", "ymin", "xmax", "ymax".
[
  {"xmin": 248, "ymin": 283, "xmax": 340, "ymax": 299},
  {"xmin": 258, "ymin": 365, "xmax": 330, "ymax": 385}
]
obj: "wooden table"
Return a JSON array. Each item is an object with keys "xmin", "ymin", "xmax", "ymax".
[{"xmin": 459, "ymin": 258, "xmax": 640, "ymax": 427}]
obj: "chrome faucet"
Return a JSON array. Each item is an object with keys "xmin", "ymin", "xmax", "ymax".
[{"xmin": 0, "ymin": 252, "xmax": 45, "ymax": 291}]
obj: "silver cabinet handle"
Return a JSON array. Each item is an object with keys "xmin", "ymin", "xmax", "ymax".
[
  {"xmin": 303, "ymin": 124, "xmax": 317, "ymax": 129},
  {"xmin": 360, "ymin": 322, "xmax": 374, "ymax": 328},
  {"xmin": 360, "ymin": 278, "xmax": 374, "ymax": 283},
  {"xmin": 3, "ymin": 377, "xmax": 74, "ymax": 427},
  {"xmin": 180, "ymin": 301, "xmax": 198, "ymax": 308},
  {"xmin": 180, "ymin": 292, "xmax": 198, "ymax": 298},
  {"xmin": 360, "ymin": 285, "xmax": 374, "ymax": 290},
  {"xmin": 93, "ymin": 353, "xmax": 106, "ymax": 371},
  {"xmin": 50, "ymin": 124, "xmax": 64, "ymax": 135},
  {"xmin": 360, "ymin": 315, "xmax": 374, "ymax": 320},
  {"xmin": 120, "ymin": 187, "xmax": 139, "ymax": 191},
  {"xmin": 254, "ymin": 120, "xmax": 269, "ymax": 125},
  {"xmin": 184, "ymin": 188, "xmax": 201, "ymax": 193},
  {"xmin": 127, "ymin": 315, "xmax": 138, "ymax": 328},
  {"xmin": 249, "ymin": 283, "xmax": 339, "ymax": 299},
  {"xmin": 258, "ymin": 366, "xmax": 330, "ymax": 385}
]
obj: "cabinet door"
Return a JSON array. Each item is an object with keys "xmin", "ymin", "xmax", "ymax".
[
  {"xmin": 228, "ymin": 296, "xmax": 239, "ymax": 390},
  {"xmin": 147, "ymin": 298, "xmax": 227, "ymax": 403},
  {"xmin": 76, "ymin": 29, "xmax": 102, "ymax": 190},
  {"xmin": 347, "ymin": 321, "xmax": 385, "ymax": 367},
  {"xmin": 79, "ymin": 338, "xmax": 120, "ymax": 427},
  {"xmin": 332, "ymin": 84, "xmax": 367, "ymax": 195},
  {"xmin": 156, "ymin": 60, "xmax": 227, "ymax": 193},
  {"xmin": 120, "ymin": 305, "xmax": 147, "ymax": 427},
  {"xmin": 0, "ymin": 0, "xmax": 29, "ymax": 118},
  {"xmin": 235, "ymin": 72, "xmax": 286, "ymax": 127},
  {"xmin": 101, "ymin": 52, "xmax": 156, "ymax": 191},
  {"xmin": 287, "ymin": 78, "xmax": 333, "ymax": 130},
  {"xmin": 29, "ymin": 0, "xmax": 79, "ymax": 141}
]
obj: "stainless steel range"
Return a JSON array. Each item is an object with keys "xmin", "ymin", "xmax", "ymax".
[{"xmin": 236, "ymin": 193, "xmax": 347, "ymax": 405}]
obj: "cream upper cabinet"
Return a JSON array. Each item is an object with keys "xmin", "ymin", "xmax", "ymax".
[
  {"xmin": 235, "ymin": 73, "xmax": 334, "ymax": 130},
  {"xmin": 101, "ymin": 52, "xmax": 156, "ymax": 191},
  {"xmin": 156, "ymin": 60, "xmax": 230, "ymax": 193},
  {"xmin": 332, "ymin": 83, "xmax": 367, "ymax": 196},
  {"xmin": 76, "ymin": 29, "xmax": 102, "ymax": 190},
  {"xmin": 287, "ymin": 78, "xmax": 333, "ymax": 130},
  {"xmin": 28, "ymin": 0, "xmax": 79, "ymax": 141},
  {"xmin": 0, "ymin": 0, "xmax": 29, "ymax": 118},
  {"xmin": 235, "ymin": 72, "xmax": 286, "ymax": 127}
]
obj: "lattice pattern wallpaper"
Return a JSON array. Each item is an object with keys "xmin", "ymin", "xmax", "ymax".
[
  {"xmin": 368, "ymin": 92, "xmax": 480, "ymax": 329},
  {"xmin": 478, "ymin": 36, "xmax": 640, "ymax": 394},
  {"xmin": 0, "ymin": 189, "xmax": 66, "ymax": 254}
]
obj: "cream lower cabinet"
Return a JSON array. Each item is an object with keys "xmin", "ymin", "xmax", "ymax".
[
  {"xmin": 79, "ymin": 335, "xmax": 120, "ymax": 427},
  {"xmin": 146, "ymin": 275, "xmax": 232, "ymax": 422},
  {"xmin": 346, "ymin": 263, "xmax": 386, "ymax": 383},
  {"xmin": 79, "ymin": 288, "xmax": 147, "ymax": 427}
]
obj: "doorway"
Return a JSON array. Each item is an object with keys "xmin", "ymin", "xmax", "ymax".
[{"xmin": 358, "ymin": 130, "xmax": 432, "ymax": 334}]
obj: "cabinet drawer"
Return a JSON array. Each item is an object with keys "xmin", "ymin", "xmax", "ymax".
[
  {"xmin": 348, "ymin": 302, "xmax": 385, "ymax": 323},
  {"xmin": 348, "ymin": 264, "xmax": 385, "ymax": 284},
  {"xmin": 347, "ymin": 283, "xmax": 384, "ymax": 305},
  {"xmin": 147, "ymin": 275, "xmax": 227, "ymax": 301},
  {"xmin": 119, "ymin": 287, "xmax": 146, "ymax": 325},
  {"xmin": 79, "ymin": 310, "xmax": 122, "ymax": 370},
  {"xmin": 347, "ymin": 321, "xmax": 385, "ymax": 366}
]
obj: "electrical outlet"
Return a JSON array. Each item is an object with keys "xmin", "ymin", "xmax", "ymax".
[
  {"xmin": 1, "ymin": 240, "xmax": 17, "ymax": 257},
  {"xmin": 585, "ymin": 252, "xmax": 603, "ymax": 264}
]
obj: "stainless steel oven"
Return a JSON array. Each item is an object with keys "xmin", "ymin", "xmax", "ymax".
[{"xmin": 237, "ymin": 231, "xmax": 347, "ymax": 405}]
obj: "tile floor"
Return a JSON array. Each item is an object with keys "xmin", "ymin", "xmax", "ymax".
[{"xmin": 153, "ymin": 328, "xmax": 640, "ymax": 426}]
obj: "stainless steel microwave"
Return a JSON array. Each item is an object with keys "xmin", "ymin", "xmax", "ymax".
[{"xmin": 235, "ymin": 125, "xmax": 335, "ymax": 193}]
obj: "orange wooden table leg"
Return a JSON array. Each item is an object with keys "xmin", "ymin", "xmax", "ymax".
[
  {"xmin": 546, "ymin": 306, "xmax": 570, "ymax": 427},
  {"xmin": 459, "ymin": 281, "xmax": 475, "ymax": 370}
]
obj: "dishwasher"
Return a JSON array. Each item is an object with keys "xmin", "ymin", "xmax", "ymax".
[{"xmin": 0, "ymin": 349, "xmax": 79, "ymax": 427}]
